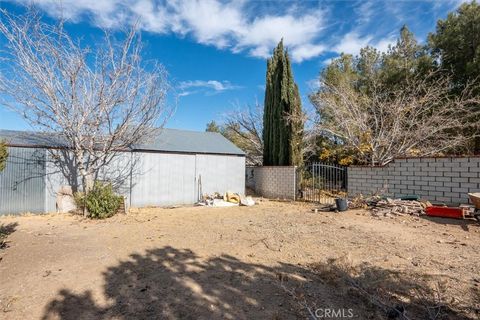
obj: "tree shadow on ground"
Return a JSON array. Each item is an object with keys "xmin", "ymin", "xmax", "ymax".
[
  {"xmin": 41, "ymin": 247, "xmax": 477, "ymax": 320},
  {"xmin": 311, "ymin": 257, "xmax": 479, "ymax": 319},
  {"xmin": 0, "ymin": 222, "xmax": 17, "ymax": 249}
]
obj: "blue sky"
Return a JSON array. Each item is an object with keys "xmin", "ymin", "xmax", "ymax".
[{"xmin": 0, "ymin": 0, "xmax": 467, "ymax": 132}]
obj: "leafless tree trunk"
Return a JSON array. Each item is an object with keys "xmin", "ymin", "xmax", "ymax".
[
  {"xmin": 310, "ymin": 72, "xmax": 480, "ymax": 166},
  {"xmin": 0, "ymin": 9, "xmax": 172, "ymax": 201}
]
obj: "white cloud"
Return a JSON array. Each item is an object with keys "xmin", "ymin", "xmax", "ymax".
[
  {"xmin": 8, "ymin": 0, "xmax": 328, "ymax": 62},
  {"xmin": 306, "ymin": 78, "xmax": 320, "ymax": 91},
  {"xmin": 333, "ymin": 32, "xmax": 395, "ymax": 56},
  {"xmin": 356, "ymin": 0, "xmax": 375, "ymax": 24},
  {"xmin": 177, "ymin": 80, "xmax": 241, "ymax": 96}
]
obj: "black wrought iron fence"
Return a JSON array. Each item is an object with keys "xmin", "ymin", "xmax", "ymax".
[{"xmin": 298, "ymin": 162, "xmax": 348, "ymax": 204}]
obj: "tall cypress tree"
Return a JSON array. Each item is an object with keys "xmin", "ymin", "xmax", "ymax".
[{"xmin": 263, "ymin": 40, "xmax": 303, "ymax": 166}]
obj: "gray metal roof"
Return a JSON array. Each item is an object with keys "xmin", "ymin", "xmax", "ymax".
[
  {"xmin": 0, "ymin": 128, "xmax": 245, "ymax": 156},
  {"xmin": 133, "ymin": 128, "xmax": 245, "ymax": 155}
]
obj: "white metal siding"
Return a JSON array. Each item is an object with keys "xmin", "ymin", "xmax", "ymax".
[
  {"xmin": 194, "ymin": 155, "xmax": 245, "ymax": 201},
  {"xmin": 130, "ymin": 153, "xmax": 196, "ymax": 207},
  {"xmin": 1, "ymin": 147, "xmax": 246, "ymax": 214}
]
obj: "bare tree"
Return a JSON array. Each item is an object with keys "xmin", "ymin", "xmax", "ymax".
[
  {"xmin": 0, "ymin": 9, "xmax": 171, "ymax": 191},
  {"xmin": 223, "ymin": 104, "xmax": 263, "ymax": 166},
  {"xmin": 311, "ymin": 73, "xmax": 480, "ymax": 166}
]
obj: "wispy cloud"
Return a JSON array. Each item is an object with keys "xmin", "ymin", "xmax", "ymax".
[
  {"xmin": 306, "ymin": 78, "xmax": 320, "ymax": 91},
  {"xmin": 9, "ymin": 0, "xmax": 328, "ymax": 62},
  {"xmin": 333, "ymin": 31, "xmax": 395, "ymax": 56},
  {"xmin": 6, "ymin": 0, "xmax": 460, "ymax": 63},
  {"xmin": 177, "ymin": 80, "xmax": 241, "ymax": 96}
]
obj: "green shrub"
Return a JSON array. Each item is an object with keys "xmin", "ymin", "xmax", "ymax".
[{"xmin": 74, "ymin": 182, "xmax": 123, "ymax": 219}]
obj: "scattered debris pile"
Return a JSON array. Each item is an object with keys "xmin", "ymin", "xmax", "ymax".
[
  {"xmin": 197, "ymin": 191, "xmax": 255, "ymax": 207},
  {"xmin": 349, "ymin": 194, "xmax": 431, "ymax": 217},
  {"xmin": 371, "ymin": 198, "xmax": 430, "ymax": 217},
  {"xmin": 348, "ymin": 194, "xmax": 381, "ymax": 209}
]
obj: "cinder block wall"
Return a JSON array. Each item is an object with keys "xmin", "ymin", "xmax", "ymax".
[
  {"xmin": 249, "ymin": 166, "xmax": 297, "ymax": 200},
  {"xmin": 348, "ymin": 157, "xmax": 480, "ymax": 205}
]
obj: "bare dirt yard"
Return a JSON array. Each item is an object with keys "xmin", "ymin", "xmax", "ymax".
[{"xmin": 1, "ymin": 200, "xmax": 479, "ymax": 320}]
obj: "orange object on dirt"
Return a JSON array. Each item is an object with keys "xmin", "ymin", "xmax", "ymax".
[{"xmin": 425, "ymin": 206, "xmax": 465, "ymax": 219}]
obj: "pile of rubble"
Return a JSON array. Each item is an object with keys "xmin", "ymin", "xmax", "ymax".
[
  {"xmin": 197, "ymin": 191, "xmax": 255, "ymax": 207},
  {"xmin": 371, "ymin": 198, "xmax": 430, "ymax": 217},
  {"xmin": 349, "ymin": 194, "xmax": 431, "ymax": 217}
]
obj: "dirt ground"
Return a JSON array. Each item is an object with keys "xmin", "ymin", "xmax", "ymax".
[{"xmin": 0, "ymin": 200, "xmax": 479, "ymax": 320}]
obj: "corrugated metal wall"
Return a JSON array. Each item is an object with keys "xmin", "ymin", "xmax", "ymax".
[
  {"xmin": 130, "ymin": 153, "xmax": 197, "ymax": 207},
  {"xmin": 195, "ymin": 154, "xmax": 245, "ymax": 201},
  {"xmin": 0, "ymin": 147, "xmax": 246, "ymax": 215},
  {"xmin": 0, "ymin": 147, "xmax": 46, "ymax": 214}
]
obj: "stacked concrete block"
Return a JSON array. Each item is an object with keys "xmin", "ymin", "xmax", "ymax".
[
  {"xmin": 348, "ymin": 157, "xmax": 480, "ymax": 205},
  {"xmin": 250, "ymin": 166, "xmax": 296, "ymax": 200}
]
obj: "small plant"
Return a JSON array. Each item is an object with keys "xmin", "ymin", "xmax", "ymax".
[
  {"xmin": 74, "ymin": 182, "xmax": 123, "ymax": 219},
  {"xmin": 0, "ymin": 139, "xmax": 8, "ymax": 172}
]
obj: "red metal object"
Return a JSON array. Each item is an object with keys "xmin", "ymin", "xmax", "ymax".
[{"xmin": 425, "ymin": 206, "xmax": 465, "ymax": 219}]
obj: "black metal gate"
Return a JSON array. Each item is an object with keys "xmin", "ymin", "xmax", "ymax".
[{"xmin": 298, "ymin": 162, "xmax": 348, "ymax": 204}]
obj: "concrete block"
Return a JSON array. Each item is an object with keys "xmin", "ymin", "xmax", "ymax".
[
  {"xmin": 414, "ymin": 180, "xmax": 428, "ymax": 186},
  {"xmin": 450, "ymin": 198, "xmax": 466, "ymax": 205},
  {"xmin": 429, "ymin": 162, "xmax": 444, "ymax": 167},
  {"xmin": 435, "ymin": 196, "xmax": 453, "ymax": 203},
  {"xmin": 462, "ymin": 182, "xmax": 478, "ymax": 189},
  {"xmin": 444, "ymin": 182, "xmax": 459, "ymax": 188},
  {"xmin": 469, "ymin": 166, "xmax": 480, "ymax": 173},
  {"xmin": 428, "ymin": 191, "xmax": 443, "ymax": 197},
  {"xmin": 461, "ymin": 161, "xmax": 476, "ymax": 168},
  {"xmin": 420, "ymin": 166, "xmax": 434, "ymax": 173},
  {"xmin": 443, "ymin": 172, "xmax": 460, "ymax": 177},
  {"xmin": 443, "ymin": 162, "xmax": 457, "ymax": 168},
  {"xmin": 416, "ymin": 190, "xmax": 429, "ymax": 196},
  {"xmin": 437, "ymin": 167, "xmax": 452, "ymax": 172},
  {"xmin": 436, "ymin": 187, "xmax": 451, "ymax": 192},
  {"xmin": 460, "ymin": 172, "xmax": 478, "ymax": 178},
  {"xmin": 468, "ymin": 158, "xmax": 480, "ymax": 166},
  {"xmin": 470, "ymin": 177, "xmax": 480, "ymax": 183},
  {"xmin": 428, "ymin": 181, "xmax": 443, "ymax": 187},
  {"xmin": 448, "ymin": 192, "xmax": 460, "ymax": 199}
]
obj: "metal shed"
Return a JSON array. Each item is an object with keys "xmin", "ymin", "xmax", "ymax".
[{"xmin": 0, "ymin": 129, "xmax": 245, "ymax": 215}]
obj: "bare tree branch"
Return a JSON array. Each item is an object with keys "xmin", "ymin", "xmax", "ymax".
[
  {"xmin": 0, "ymin": 9, "xmax": 172, "ymax": 193},
  {"xmin": 310, "ymin": 72, "xmax": 480, "ymax": 166},
  {"xmin": 223, "ymin": 104, "xmax": 263, "ymax": 166}
]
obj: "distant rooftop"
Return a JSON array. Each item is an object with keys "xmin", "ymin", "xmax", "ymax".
[{"xmin": 0, "ymin": 128, "xmax": 245, "ymax": 156}]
